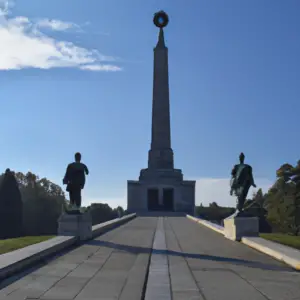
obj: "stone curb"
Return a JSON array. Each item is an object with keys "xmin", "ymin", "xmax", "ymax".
[
  {"xmin": 0, "ymin": 213, "xmax": 136, "ymax": 281},
  {"xmin": 186, "ymin": 214, "xmax": 300, "ymax": 271},
  {"xmin": 186, "ymin": 215, "xmax": 225, "ymax": 235},
  {"xmin": 242, "ymin": 237, "xmax": 300, "ymax": 271},
  {"xmin": 92, "ymin": 213, "xmax": 136, "ymax": 237}
]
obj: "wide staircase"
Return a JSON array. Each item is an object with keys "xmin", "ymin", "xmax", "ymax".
[{"xmin": 0, "ymin": 216, "xmax": 300, "ymax": 300}]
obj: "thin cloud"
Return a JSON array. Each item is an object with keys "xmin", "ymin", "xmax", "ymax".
[
  {"xmin": 80, "ymin": 64, "xmax": 122, "ymax": 71},
  {"xmin": 0, "ymin": 1, "xmax": 121, "ymax": 71},
  {"xmin": 36, "ymin": 19, "xmax": 78, "ymax": 31}
]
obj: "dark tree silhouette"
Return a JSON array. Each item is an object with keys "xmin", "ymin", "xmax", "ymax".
[{"xmin": 0, "ymin": 169, "xmax": 23, "ymax": 239}]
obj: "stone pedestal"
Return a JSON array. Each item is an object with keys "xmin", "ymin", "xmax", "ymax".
[
  {"xmin": 58, "ymin": 212, "xmax": 92, "ymax": 241},
  {"xmin": 224, "ymin": 216, "xmax": 259, "ymax": 241}
]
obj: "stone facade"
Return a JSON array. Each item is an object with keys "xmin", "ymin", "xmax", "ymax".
[{"xmin": 127, "ymin": 179, "xmax": 195, "ymax": 215}]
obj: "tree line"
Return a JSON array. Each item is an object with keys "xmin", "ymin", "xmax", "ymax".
[
  {"xmin": 0, "ymin": 169, "xmax": 125, "ymax": 239},
  {"xmin": 196, "ymin": 160, "xmax": 300, "ymax": 236},
  {"xmin": 1, "ymin": 159, "xmax": 299, "ymax": 239}
]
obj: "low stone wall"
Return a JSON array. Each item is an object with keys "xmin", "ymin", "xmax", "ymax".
[
  {"xmin": 92, "ymin": 213, "xmax": 137, "ymax": 237},
  {"xmin": 0, "ymin": 236, "xmax": 76, "ymax": 281},
  {"xmin": 242, "ymin": 236, "xmax": 300, "ymax": 271},
  {"xmin": 186, "ymin": 215, "xmax": 225, "ymax": 234},
  {"xmin": 0, "ymin": 213, "xmax": 136, "ymax": 281}
]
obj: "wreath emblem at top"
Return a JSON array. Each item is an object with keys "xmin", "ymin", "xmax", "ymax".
[{"xmin": 153, "ymin": 11, "xmax": 169, "ymax": 28}]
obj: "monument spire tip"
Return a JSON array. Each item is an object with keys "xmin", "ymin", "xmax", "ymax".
[
  {"xmin": 153, "ymin": 11, "xmax": 169, "ymax": 28},
  {"xmin": 156, "ymin": 28, "xmax": 166, "ymax": 48},
  {"xmin": 153, "ymin": 11, "xmax": 169, "ymax": 48}
]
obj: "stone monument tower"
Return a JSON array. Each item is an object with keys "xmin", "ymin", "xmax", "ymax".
[{"xmin": 127, "ymin": 11, "xmax": 195, "ymax": 215}]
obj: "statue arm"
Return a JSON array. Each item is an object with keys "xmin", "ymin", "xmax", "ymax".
[
  {"xmin": 63, "ymin": 164, "xmax": 71, "ymax": 184},
  {"xmin": 231, "ymin": 165, "xmax": 237, "ymax": 177},
  {"xmin": 84, "ymin": 164, "xmax": 89, "ymax": 175},
  {"xmin": 230, "ymin": 166, "xmax": 238, "ymax": 195},
  {"xmin": 252, "ymin": 176, "xmax": 256, "ymax": 187},
  {"xmin": 249, "ymin": 167, "xmax": 256, "ymax": 187}
]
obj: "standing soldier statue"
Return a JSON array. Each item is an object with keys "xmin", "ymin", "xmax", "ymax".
[
  {"xmin": 230, "ymin": 153, "xmax": 256, "ymax": 216},
  {"xmin": 63, "ymin": 152, "xmax": 89, "ymax": 213}
]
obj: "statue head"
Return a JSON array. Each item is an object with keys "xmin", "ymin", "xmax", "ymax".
[
  {"xmin": 239, "ymin": 152, "xmax": 245, "ymax": 164},
  {"xmin": 75, "ymin": 152, "xmax": 81, "ymax": 162}
]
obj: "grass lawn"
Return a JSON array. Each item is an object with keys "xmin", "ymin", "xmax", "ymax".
[
  {"xmin": 0, "ymin": 236, "xmax": 55, "ymax": 255},
  {"xmin": 260, "ymin": 233, "xmax": 300, "ymax": 250}
]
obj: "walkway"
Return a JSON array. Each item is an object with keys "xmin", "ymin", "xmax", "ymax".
[
  {"xmin": 164, "ymin": 217, "xmax": 300, "ymax": 300},
  {"xmin": 0, "ymin": 217, "xmax": 299, "ymax": 300}
]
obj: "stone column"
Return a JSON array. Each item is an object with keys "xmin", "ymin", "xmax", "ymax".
[{"xmin": 148, "ymin": 27, "xmax": 174, "ymax": 170}]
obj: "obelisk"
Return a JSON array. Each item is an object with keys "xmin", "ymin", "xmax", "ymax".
[
  {"xmin": 148, "ymin": 13, "xmax": 173, "ymax": 170},
  {"xmin": 127, "ymin": 11, "xmax": 195, "ymax": 215}
]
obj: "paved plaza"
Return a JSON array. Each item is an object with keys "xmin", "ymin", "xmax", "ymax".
[{"xmin": 0, "ymin": 217, "xmax": 299, "ymax": 300}]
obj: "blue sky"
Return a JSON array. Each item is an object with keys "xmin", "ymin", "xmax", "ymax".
[{"xmin": 0, "ymin": 0, "xmax": 299, "ymax": 208}]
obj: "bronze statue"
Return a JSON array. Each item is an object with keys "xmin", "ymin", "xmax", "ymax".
[
  {"xmin": 230, "ymin": 153, "xmax": 256, "ymax": 215},
  {"xmin": 63, "ymin": 152, "xmax": 89, "ymax": 213}
]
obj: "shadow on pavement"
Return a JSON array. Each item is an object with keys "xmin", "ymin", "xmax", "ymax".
[{"xmin": 85, "ymin": 239, "xmax": 295, "ymax": 272}]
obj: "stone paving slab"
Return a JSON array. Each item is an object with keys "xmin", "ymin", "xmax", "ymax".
[
  {"xmin": 2, "ymin": 216, "xmax": 300, "ymax": 300},
  {"xmin": 91, "ymin": 213, "xmax": 136, "ymax": 238},
  {"xmin": 75, "ymin": 217, "xmax": 156, "ymax": 300},
  {"xmin": 118, "ymin": 253, "xmax": 150, "ymax": 300},
  {"xmin": 0, "ymin": 236, "xmax": 76, "ymax": 282},
  {"xmin": 166, "ymin": 217, "xmax": 300, "ymax": 300},
  {"xmin": 188, "ymin": 214, "xmax": 300, "ymax": 271},
  {"xmin": 0, "ymin": 214, "xmax": 136, "ymax": 284},
  {"xmin": 164, "ymin": 219, "xmax": 204, "ymax": 300},
  {"xmin": 144, "ymin": 217, "xmax": 171, "ymax": 300},
  {"xmin": 0, "ymin": 217, "xmax": 157, "ymax": 300}
]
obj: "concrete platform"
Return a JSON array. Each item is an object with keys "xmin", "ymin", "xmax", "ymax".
[
  {"xmin": 0, "ymin": 214, "xmax": 136, "ymax": 282},
  {"xmin": 1, "ymin": 217, "xmax": 300, "ymax": 300},
  {"xmin": 188, "ymin": 214, "xmax": 300, "ymax": 271},
  {"xmin": 0, "ymin": 217, "xmax": 156, "ymax": 300},
  {"xmin": 165, "ymin": 217, "xmax": 300, "ymax": 300},
  {"xmin": 137, "ymin": 211, "xmax": 186, "ymax": 217}
]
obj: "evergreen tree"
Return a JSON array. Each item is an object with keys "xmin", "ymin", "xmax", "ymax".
[
  {"xmin": 266, "ymin": 162, "xmax": 300, "ymax": 235},
  {"xmin": 0, "ymin": 169, "xmax": 23, "ymax": 238}
]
